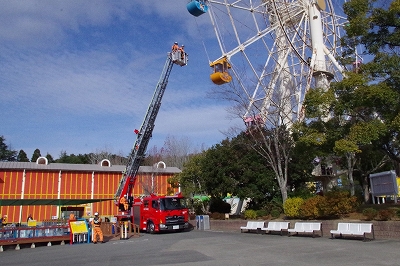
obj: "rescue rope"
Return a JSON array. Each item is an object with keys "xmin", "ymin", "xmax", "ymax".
[{"xmin": 194, "ymin": 16, "xmax": 211, "ymax": 64}]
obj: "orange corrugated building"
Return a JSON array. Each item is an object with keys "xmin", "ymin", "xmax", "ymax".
[{"xmin": 0, "ymin": 158, "xmax": 181, "ymax": 224}]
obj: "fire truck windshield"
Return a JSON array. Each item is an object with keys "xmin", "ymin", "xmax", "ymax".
[{"xmin": 160, "ymin": 197, "xmax": 186, "ymax": 211}]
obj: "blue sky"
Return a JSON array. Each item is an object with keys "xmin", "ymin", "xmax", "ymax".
[{"xmin": 0, "ymin": 0, "xmax": 242, "ymax": 159}]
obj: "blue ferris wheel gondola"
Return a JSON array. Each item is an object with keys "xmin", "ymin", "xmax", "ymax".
[{"xmin": 187, "ymin": 0, "xmax": 208, "ymax": 17}]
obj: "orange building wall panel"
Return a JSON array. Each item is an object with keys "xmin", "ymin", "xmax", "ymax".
[
  {"xmin": 1, "ymin": 170, "xmax": 23, "ymax": 197},
  {"xmin": 60, "ymin": 171, "xmax": 92, "ymax": 199},
  {"xmin": 0, "ymin": 170, "xmax": 23, "ymax": 223},
  {"xmin": 24, "ymin": 171, "xmax": 58, "ymax": 203},
  {"xmin": 22, "ymin": 171, "xmax": 60, "ymax": 222}
]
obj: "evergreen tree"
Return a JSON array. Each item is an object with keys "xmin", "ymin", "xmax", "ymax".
[
  {"xmin": 55, "ymin": 150, "xmax": 90, "ymax": 164},
  {"xmin": 45, "ymin": 153, "xmax": 55, "ymax": 163},
  {"xmin": 17, "ymin": 150, "xmax": 29, "ymax": 162},
  {"xmin": 0, "ymin": 135, "xmax": 17, "ymax": 161},
  {"xmin": 177, "ymin": 136, "xmax": 278, "ymax": 208},
  {"xmin": 31, "ymin": 148, "xmax": 41, "ymax": 162}
]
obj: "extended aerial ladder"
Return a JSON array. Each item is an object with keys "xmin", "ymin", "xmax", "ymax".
[{"xmin": 114, "ymin": 49, "xmax": 187, "ymax": 211}]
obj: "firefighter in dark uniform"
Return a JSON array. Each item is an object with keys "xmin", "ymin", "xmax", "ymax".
[{"xmin": 91, "ymin": 212, "xmax": 105, "ymax": 244}]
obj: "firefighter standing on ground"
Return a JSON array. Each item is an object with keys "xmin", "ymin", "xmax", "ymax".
[
  {"xmin": 1, "ymin": 214, "xmax": 7, "ymax": 226},
  {"xmin": 69, "ymin": 212, "xmax": 76, "ymax": 221},
  {"xmin": 91, "ymin": 212, "xmax": 105, "ymax": 244},
  {"xmin": 27, "ymin": 214, "xmax": 33, "ymax": 223}
]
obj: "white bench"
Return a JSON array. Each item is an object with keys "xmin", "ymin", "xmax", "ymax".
[
  {"xmin": 287, "ymin": 222, "xmax": 322, "ymax": 238},
  {"xmin": 261, "ymin": 221, "xmax": 290, "ymax": 236},
  {"xmin": 330, "ymin": 222, "xmax": 375, "ymax": 241},
  {"xmin": 240, "ymin": 221, "xmax": 265, "ymax": 233}
]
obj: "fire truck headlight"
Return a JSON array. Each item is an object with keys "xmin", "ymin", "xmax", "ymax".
[{"xmin": 160, "ymin": 224, "xmax": 166, "ymax": 229}]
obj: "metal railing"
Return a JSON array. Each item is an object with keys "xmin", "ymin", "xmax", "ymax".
[{"xmin": 0, "ymin": 224, "xmax": 69, "ymax": 241}]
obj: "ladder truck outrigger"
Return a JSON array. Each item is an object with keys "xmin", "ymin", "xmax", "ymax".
[{"xmin": 114, "ymin": 48, "xmax": 189, "ymax": 234}]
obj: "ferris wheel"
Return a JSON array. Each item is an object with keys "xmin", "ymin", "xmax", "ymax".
[{"xmin": 187, "ymin": 0, "xmax": 351, "ymax": 127}]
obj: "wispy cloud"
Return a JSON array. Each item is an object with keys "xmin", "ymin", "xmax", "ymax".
[{"xmin": 0, "ymin": 0, "xmax": 243, "ymax": 158}]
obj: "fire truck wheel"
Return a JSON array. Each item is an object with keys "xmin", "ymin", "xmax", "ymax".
[{"xmin": 147, "ymin": 221, "xmax": 155, "ymax": 234}]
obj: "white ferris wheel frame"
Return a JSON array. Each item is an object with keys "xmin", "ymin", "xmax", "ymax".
[{"xmin": 206, "ymin": 0, "xmax": 349, "ymax": 126}]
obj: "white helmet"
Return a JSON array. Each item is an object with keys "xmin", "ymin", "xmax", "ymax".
[{"xmin": 94, "ymin": 212, "xmax": 99, "ymax": 216}]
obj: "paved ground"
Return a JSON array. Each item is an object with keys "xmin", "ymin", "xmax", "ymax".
[{"xmin": 1, "ymin": 229, "xmax": 400, "ymax": 266}]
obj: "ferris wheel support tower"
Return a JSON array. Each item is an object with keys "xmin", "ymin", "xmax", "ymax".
[{"xmin": 309, "ymin": 1, "xmax": 332, "ymax": 92}]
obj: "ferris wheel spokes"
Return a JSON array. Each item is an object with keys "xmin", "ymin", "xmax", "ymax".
[
  {"xmin": 208, "ymin": 1, "xmax": 280, "ymax": 62},
  {"xmin": 203, "ymin": 0, "xmax": 348, "ymax": 127}
]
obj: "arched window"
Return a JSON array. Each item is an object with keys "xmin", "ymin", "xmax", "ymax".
[
  {"xmin": 100, "ymin": 159, "xmax": 112, "ymax": 167},
  {"xmin": 36, "ymin": 157, "xmax": 48, "ymax": 165}
]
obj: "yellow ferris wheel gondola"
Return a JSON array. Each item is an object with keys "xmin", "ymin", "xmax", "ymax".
[{"xmin": 209, "ymin": 57, "xmax": 232, "ymax": 85}]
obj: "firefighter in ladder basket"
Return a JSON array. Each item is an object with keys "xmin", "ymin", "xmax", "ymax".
[{"xmin": 120, "ymin": 195, "xmax": 129, "ymax": 211}]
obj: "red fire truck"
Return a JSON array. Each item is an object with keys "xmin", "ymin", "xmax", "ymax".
[
  {"xmin": 114, "ymin": 49, "xmax": 189, "ymax": 233},
  {"xmin": 132, "ymin": 193, "xmax": 189, "ymax": 233}
]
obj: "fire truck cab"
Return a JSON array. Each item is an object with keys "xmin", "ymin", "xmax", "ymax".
[{"xmin": 132, "ymin": 193, "xmax": 189, "ymax": 233}]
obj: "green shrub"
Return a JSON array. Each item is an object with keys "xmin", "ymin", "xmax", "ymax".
[
  {"xmin": 378, "ymin": 209, "xmax": 394, "ymax": 221},
  {"xmin": 299, "ymin": 195, "xmax": 325, "ymax": 220},
  {"xmin": 270, "ymin": 208, "xmax": 281, "ymax": 219},
  {"xmin": 256, "ymin": 209, "xmax": 268, "ymax": 218},
  {"xmin": 362, "ymin": 208, "xmax": 378, "ymax": 221},
  {"xmin": 244, "ymin": 209, "xmax": 257, "ymax": 220},
  {"xmin": 283, "ymin": 197, "xmax": 304, "ymax": 218},
  {"xmin": 263, "ymin": 200, "xmax": 283, "ymax": 215},
  {"xmin": 396, "ymin": 209, "xmax": 400, "ymax": 218}
]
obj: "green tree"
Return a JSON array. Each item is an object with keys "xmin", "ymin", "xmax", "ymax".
[
  {"xmin": 177, "ymin": 136, "xmax": 278, "ymax": 209},
  {"xmin": 174, "ymin": 152, "xmax": 207, "ymax": 198},
  {"xmin": 31, "ymin": 148, "xmax": 41, "ymax": 162},
  {"xmin": 341, "ymin": 0, "xmax": 400, "ymax": 174},
  {"xmin": 298, "ymin": 0, "xmax": 400, "ymax": 199},
  {"xmin": 0, "ymin": 135, "xmax": 17, "ymax": 161},
  {"xmin": 55, "ymin": 150, "xmax": 90, "ymax": 164},
  {"xmin": 45, "ymin": 153, "xmax": 55, "ymax": 163},
  {"xmin": 17, "ymin": 150, "xmax": 29, "ymax": 162},
  {"xmin": 199, "ymin": 139, "xmax": 240, "ymax": 199},
  {"xmin": 174, "ymin": 152, "xmax": 209, "ymax": 213},
  {"xmin": 287, "ymin": 136, "xmax": 318, "ymax": 194},
  {"xmin": 228, "ymin": 134, "xmax": 280, "ymax": 207},
  {"xmin": 353, "ymin": 145, "xmax": 391, "ymax": 202}
]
